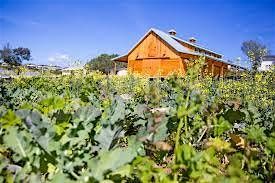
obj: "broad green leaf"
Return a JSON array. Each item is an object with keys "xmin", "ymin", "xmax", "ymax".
[
  {"xmin": 0, "ymin": 110, "xmax": 21, "ymax": 128},
  {"xmin": 16, "ymin": 109, "xmax": 56, "ymax": 153},
  {"xmin": 38, "ymin": 96, "xmax": 65, "ymax": 114},
  {"xmin": 3, "ymin": 127, "xmax": 27, "ymax": 158},
  {"xmin": 108, "ymin": 97, "xmax": 126, "ymax": 125},
  {"xmin": 95, "ymin": 126, "xmax": 123, "ymax": 151},
  {"xmin": 153, "ymin": 118, "xmax": 168, "ymax": 142},
  {"xmin": 73, "ymin": 105, "xmax": 101, "ymax": 124},
  {"xmin": 89, "ymin": 147, "xmax": 136, "ymax": 181}
]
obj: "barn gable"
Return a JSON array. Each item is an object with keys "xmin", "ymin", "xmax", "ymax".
[
  {"xmin": 112, "ymin": 28, "xmax": 193, "ymax": 62},
  {"xmin": 128, "ymin": 31, "xmax": 181, "ymax": 61},
  {"xmin": 127, "ymin": 31, "xmax": 184, "ymax": 76}
]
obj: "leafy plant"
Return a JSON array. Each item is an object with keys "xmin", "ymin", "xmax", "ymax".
[{"xmin": 0, "ymin": 60, "xmax": 274, "ymax": 182}]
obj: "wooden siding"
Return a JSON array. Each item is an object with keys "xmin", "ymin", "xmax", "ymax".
[
  {"xmin": 206, "ymin": 60, "xmax": 228, "ymax": 77},
  {"xmin": 125, "ymin": 31, "xmax": 228, "ymax": 77},
  {"xmin": 128, "ymin": 32, "xmax": 180, "ymax": 60},
  {"xmin": 127, "ymin": 32, "xmax": 185, "ymax": 76},
  {"xmin": 128, "ymin": 58, "xmax": 184, "ymax": 77}
]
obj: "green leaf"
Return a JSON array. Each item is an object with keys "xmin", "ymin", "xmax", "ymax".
[
  {"xmin": 206, "ymin": 138, "xmax": 234, "ymax": 153},
  {"xmin": 51, "ymin": 172, "xmax": 72, "ymax": 183},
  {"xmin": 223, "ymin": 108, "xmax": 245, "ymax": 123},
  {"xmin": 95, "ymin": 126, "xmax": 124, "ymax": 151},
  {"xmin": 109, "ymin": 164, "xmax": 131, "ymax": 178},
  {"xmin": 38, "ymin": 96, "xmax": 65, "ymax": 114},
  {"xmin": 89, "ymin": 136, "xmax": 143, "ymax": 181},
  {"xmin": 3, "ymin": 127, "xmax": 27, "ymax": 158},
  {"xmin": 0, "ymin": 110, "xmax": 21, "ymax": 128},
  {"xmin": 266, "ymin": 137, "xmax": 275, "ymax": 153},
  {"xmin": 246, "ymin": 125, "xmax": 267, "ymax": 143},
  {"xmin": 214, "ymin": 116, "xmax": 232, "ymax": 136},
  {"xmin": 73, "ymin": 105, "xmax": 101, "ymax": 124},
  {"xmin": 89, "ymin": 147, "xmax": 136, "ymax": 181},
  {"xmin": 108, "ymin": 97, "xmax": 126, "ymax": 125},
  {"xmin": 16, "ymin": 110, "xmax": 56, "ymax": 153},
  {"xmin": 153, "ymin": 118, "xmax": 168, "ymax": 142}
]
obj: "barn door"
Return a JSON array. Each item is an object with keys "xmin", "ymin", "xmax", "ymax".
[{"xmin": 142, "ymin": 59, "xmax": 161, "ymax": 76}]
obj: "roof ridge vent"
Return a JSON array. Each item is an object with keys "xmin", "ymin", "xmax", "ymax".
[
  {"xmin": 168, "ymin": 29, "xmax": 177, "ymax": 36},
  {"xmin": 189, "ymin": 37, "xmax": 197, "ymax": 43}
]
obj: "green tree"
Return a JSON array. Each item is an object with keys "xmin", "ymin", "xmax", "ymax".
[
  {"xmin": 0, "ymin": 43, "xmax": 31, "ymax": 66},
  {"xmin": 241, "ymin": 40, "xmax": 269, "ymax": 72},
  {"xmin": 85, "ymin": 54, "xmax": 127, "ymax": 74}
]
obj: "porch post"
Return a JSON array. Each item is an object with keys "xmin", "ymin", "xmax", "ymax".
[
  {"xmin": 221, "ymin": 65, "xmax": 224, "ymax": 77},
  {"xmin": 114, "ymin": 61, "xmax": 117, "ymax": 74},
  {"xmin": 211, "ymin": 62, "xmax": 214, "ymax": 76}
]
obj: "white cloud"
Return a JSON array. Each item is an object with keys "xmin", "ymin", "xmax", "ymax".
[{"xmin": 48, "ymin": 53, "xmax": 71, "ymax": 66}]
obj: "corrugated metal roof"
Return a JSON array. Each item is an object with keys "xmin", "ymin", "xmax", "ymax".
[
  {"xmin": 111, "ymin": 54, "xmax": 128, "ymax": 62},
  {"xmin": 170, "ymin": 35, "xmax": 223, "ymax": 57},
  {"xmin": 151, "ymin": 28, "xmax": 193, "ymax": 54}
]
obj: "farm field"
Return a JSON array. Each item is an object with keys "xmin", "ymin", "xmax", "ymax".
[{"xmin": 0, "ymin": 65, "xmax": 274, "ymax": 182}]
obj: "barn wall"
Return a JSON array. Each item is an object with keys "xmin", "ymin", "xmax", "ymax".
[
  {"xmin": 127, "ymin": 31, "xmax": 184, "ymax": 76},
  {"xmin": 206, "ymin": 60, "xmax": 228, "ymax": 77},
  {"xmin": 180, "ymin": 55, "xmax": 228, "ymax": 77},
  {"xmin": 128, "ymin": 58, "xmax": 184, "ymax": 77},
  {"xmin": 125, "ymin": 31, "xmax": 228, "ymax": 77}
]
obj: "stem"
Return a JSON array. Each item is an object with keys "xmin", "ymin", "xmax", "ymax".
[
  {"xmin": 174, "ymin": 90, "xmax": 190, "ymax": 163},
  {"xmin": 184, "ymin": 90, "xmax": 190, "ymax": 137},
  {"xmin": 175, "ymin": 118, "xmax": 184, "ymax": 157},
  {"xmin": 70, "ymin": 171, "xmax": 80, "ymax": 179},
  {"xmin": 197, "ymin": 127, "xmax": 207, "ymax": 143},
  {"xmin": 16, "ymin": 137, "xmax": 26, "ymax": 157},
  {"xmin": 184, "ymin": 115, "xmax": 188, "ymax": 137}
]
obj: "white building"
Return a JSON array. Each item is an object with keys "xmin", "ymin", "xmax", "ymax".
[
  {"xmin": 259, "ymin": 55, "xmax": 275, "ymax": 71},
  {"xmin": 61, "ymin": 65, "xmax": 85, "ymax": 75}
]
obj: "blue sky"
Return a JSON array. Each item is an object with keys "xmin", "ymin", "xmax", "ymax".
[{"xmin": 0, "ymin": 0, "xmax": 274, "ymax": 67}]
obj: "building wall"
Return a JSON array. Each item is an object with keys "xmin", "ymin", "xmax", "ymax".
[
  {"xmin": 259, "ymin": 61, "xmax": 275, "ymax": 71},
  {"xmin": 127, "ymin": 32, "xmax": 184, "ymax": 76},
  {"xmin": 206, "ymin": 60, "xmax": 228, "ymax": 77},
  {"xmin": 126, "ymin": 31, "xmax": 227, "ymax": 77},
  {"xmin": 128, "ymin": 58, "xmax": 184, "ymax": 77},
  {"xmin": 128, "ymin": 32, "xmax": 180, "ymax": 60}
]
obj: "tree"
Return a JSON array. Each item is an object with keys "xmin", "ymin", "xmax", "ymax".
[
  {"xmin": 85, "ymin": 54, "xmax": 127, "ymax": 74},
  {"xmin": 0, "ymin": 43, "xmax": 31, "ymax": 66},
  {"xmin": 241, "ymin": 40, "xmax": 269, "ymax": 72}
]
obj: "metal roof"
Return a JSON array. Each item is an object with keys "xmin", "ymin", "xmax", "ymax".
[
  {"xmin": 151, "ymin": 28, "xmax": 193, "ymax": 54},
  {"xmin": 263, "ymin": 55, "xmax": 275, "ymax": 61},
  {"xmin": 170, "ymin": 35, "xmax": 223, "ymax": 57}
]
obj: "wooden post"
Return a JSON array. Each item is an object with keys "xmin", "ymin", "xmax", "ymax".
[
  {"xmin": 221, "ymin": 65, "xmax": 224, "ymax": 77},
  {"xmin": 114, "ymin": 61, "xmax": 117, "ymax": 74},
  {"xmin": 211, "ymin": 62, "xmax": 214, "ymax": 76}
]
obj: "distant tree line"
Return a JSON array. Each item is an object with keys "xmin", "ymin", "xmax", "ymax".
[{"xmin": 85, "ymin": 54, "xmax": 127, "ymax": 74}]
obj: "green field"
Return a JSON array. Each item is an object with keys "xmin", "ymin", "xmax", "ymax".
[{"xmin": 0, "ymin": 65, "xmax": 274, "ymax": 182}]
